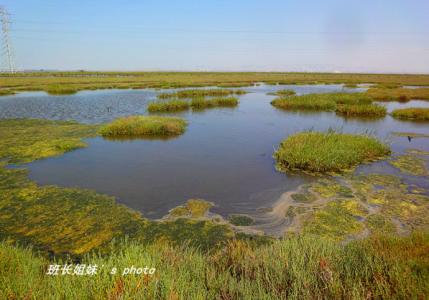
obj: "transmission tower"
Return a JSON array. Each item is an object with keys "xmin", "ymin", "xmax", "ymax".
[{"xmin": 0, "ymin": 6, "xmax": 15, "ymax": 73}]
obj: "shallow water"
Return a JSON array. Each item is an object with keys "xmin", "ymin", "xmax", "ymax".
[{"xmin": 1, "ymin": 85, "xmax": 428, "ymax": 218}]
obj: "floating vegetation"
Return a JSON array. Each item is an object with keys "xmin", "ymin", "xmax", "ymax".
[
  {"xmin": 365, "ymin": 214, "xmax": 396, "ymax": 235},
  {"xmin": 266, "ymin": 89, "xmax": 296, "ymax": 96},
  {"xmin": 168, "ymin": 199, "xmax": 214, "ymax": 219},
  {"xmin": 274, "ymin": 131, "xmax": 390, "ymax": 174},
  {"xmin": 98, "ymin": 115, "xmax": 187, "ymax": 137},
  {"xmin": 366, "ymin": 87, "xmax": 429, "ymax": 101},
  {"xmin": 335, "ymin": 103, "xmax": 387, "ymax": 117},
  {"xmin": 0, "ymin": 119, "xmax": 99, "ymax": 164},
  {"xmin": 148, "ymin": 97, "xmax": 238, "ymax": 112},
  {"xmin": 391, "ymin": 108, "xmax": 429, "ymax": 121},
  {"xmin": 303, "ymin": 200, "xmax": 367, "ymax": 240},
  {"xmin": 407, "ymin": 149, "xmax": 429, "ymax": 156},
  {"xmin": 390, "ymin": 155, "xmax": 428, "ymax": 176},
  {"xmin": 291, "ymin": 192, "xmax": 317, "ymax": 203},
  {"xmin": 229, "ymin": 214, "xmax": 255, "ymax": 226},
  {"xmin": 157, "ymin": 89, "xmax": 246, "ymax": 99}
]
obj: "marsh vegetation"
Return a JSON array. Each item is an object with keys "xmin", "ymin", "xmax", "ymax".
[
  {"xmin": 391, "ymin": 107, "xmax": 429, "ymax": 121},
  {"xmin": 274, "ymin": 131, "xmax": 390, "ymax": 173},
  {"xmin": 98, "ymin": 116, "xmax": 187, "ymax": 137},
  {"xmin": 148, "ymin": 97, "xmax": 238, "ymax": 112}
]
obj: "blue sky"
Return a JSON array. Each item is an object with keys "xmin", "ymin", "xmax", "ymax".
[{"xmin": 2, "ymin": 0, "xmax": 429, "ymax": 73}]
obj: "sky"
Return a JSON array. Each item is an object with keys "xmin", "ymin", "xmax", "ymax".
[{"xmin": 1, "ymin": 0, "xmax": 429, "ymax": 73}]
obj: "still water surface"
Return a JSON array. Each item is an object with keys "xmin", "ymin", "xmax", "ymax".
[{"xmin": 1, "ymin": 85, "xmax": 428, "ymax": 218}]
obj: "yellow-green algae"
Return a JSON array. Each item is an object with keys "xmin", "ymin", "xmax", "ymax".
[
  {"xmin": 0, "ymin": 119, "xmax": 232, "ymax": 256},
  {"xmin": 390, "ymin": 155, "xmax": 428, "ymax": 176}
]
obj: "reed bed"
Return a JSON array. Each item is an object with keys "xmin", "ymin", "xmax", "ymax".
[
  {"xmin": 147, "ymin": 99, "xmax": 191, "ymax": 112},
  {"xmin": 98, "ymin": 115, "xmax": 187, "ymax": 137},
  {"xmin": 366, "ymin": 87, "xmax": 429, "ymax": 101},
  {"xmin": 335, "ymin": 104, "xmax": 387, "ymax": 117},
  {"xmin": 271, "ymin": 93, "xmax": 373, "ymax": 111},
  {"xmin": 267, "ymin": 89, "xmax": 296, "ymax": 96},
  {"xmin": 157, "ymin": 89, "xmax": 246, "ymax": 99},
  {"xmin": 274, "ymin": 131, "xmax": 390, "ymax": 173},
  {"xmin": 148, "ymin": 97, "xmax": 238, "ymax": 112},
  {"xmin": 391, "ymin": 108, "xmax": 429, "ymax": 121}
]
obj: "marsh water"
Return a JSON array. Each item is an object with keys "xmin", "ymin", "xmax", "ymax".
[{"xmin": 1, "ymin": 85, "xmax": 428, "ymax": 218}]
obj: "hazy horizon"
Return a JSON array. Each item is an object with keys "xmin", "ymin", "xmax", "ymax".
[{"xmin": 2, "ymin": 0, "xmax": 429, "ymax": 73}]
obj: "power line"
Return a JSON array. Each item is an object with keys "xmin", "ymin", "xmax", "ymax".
[{"xmin": 0, "ymin": 6, "xmax": 15, "ymax": 73}]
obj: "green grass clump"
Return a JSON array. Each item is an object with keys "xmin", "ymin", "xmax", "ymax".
[
  {"xmin": 344, "ymin": 83, "xmax": 358, "ymax": 88},
  {"xmin": 267, "ymin": 89, "xmax": 296, "ymax": 96},
  {"xmin": 366, "ymin": 87, "xmax": 429, "ymax": 101},
  {"xmin": 98, "ymin": 116, "xmax": 187, "ymax": 137},
  {"xmin": 44, "ymin": 85, "xmax": 78, "ymax": 95},
  {"xmin": 274, "ymin": 131, "xmax": 391, "ymax": 173},
  {"xmin": 148, "ymin": 97, "xmax": 238, "ymax": 112},
  {"xmin": 158, "ymin": 89, "xmax": 246, "ymax": 99},
  {"xmin": 191, "ymin": 96, "xmax": 238, "ymax": 109},
  {"xmin": 2, "ymin": 232, "xmax": 429, "ymax": 299},
  {"xmin": 271, "ymin": 93, "xmax": 372, "ymax": 111},
  {"xmin": 229, "ymin": 214, "xmax": 255, "ymax": 226},
  {"xmin": 147, "ymin": 99, "xmax": 191, "ymax": 112},
  {"xmin": 335, "ymin": 103, "xmax": 387, "ymax": 117},
  {"xmin": 391, "ymin": 108, "xmax": 429, "ymax": 121},
  {"xmin": 271, "ymin": 95, "xmax": 336, "ymax": 111}
]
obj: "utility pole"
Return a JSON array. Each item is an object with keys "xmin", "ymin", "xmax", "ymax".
[{"xmin": 0, "ymin": 6, "xmax": 15, "ymax": 73}]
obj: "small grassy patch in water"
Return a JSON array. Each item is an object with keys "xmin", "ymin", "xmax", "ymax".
[
  {"xmin": 366, "ymin": 87, "xmax": 429, "ymax": 101},
  {"xmin": 391, "ymin": 108, "xmax": 429, "ymax": 121},
  {"xmin": 148, "ymin": 97, "xmax": 238, "ymax": 112},
  {"xmin": 147, "ymin": 99, "xmax": 191, "ymax": 112},
  {"xmin": 344, "ymin": 83, "xmax": 358, "ymax": 88},
  {"xmin": 229, "ymin": 214, "xmax": 255, "ymax": 226},
  {"xmin": 266, "ymin": 89, "xmax": 296, "ymax": 96},
  {"xmin": 271, "ymin": 93, "xmax": 372, "ymax": 111},
  {"xmin": 335, "ymin": 103, "xmax": 387, "ymax": 117},
  {"xmin": 98, "ymin": 116, "xmax": 187, "ymax": 137},
  {"xmin": 157, "ymin": 89, "xmax": 246, "ymax": 99},
  {"xmin": 168, "ymin": 199, "xmax": 214, "ymax": 219},
  {"xmin": 274, "ymin": 131, "xmax": 391, "ymax": 174},
  {"xmin": 44, "ymin": 85, "xmax": 79, "ymax": 95}
]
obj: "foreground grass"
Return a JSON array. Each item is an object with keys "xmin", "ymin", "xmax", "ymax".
[
  {"xmin": 274, "ymin": 131, "xmax": 390, "ymax": 173},
  {"xmin": 98, "ymin": 116, "xmax": 187, "ymax": 137},
  {"xmin": 148, "ymin": 97, "xmax": 238, "ymax": 112},
  {"xmin": 271, "ymin": 93, "xmax": 372, "ymax": 111},
  {"xmin": 2, "ymin": 72, "xmax": 429, "ymax": 94},
  {"xmin": 1, "ymin": 232, "xmax": 428, "ymax": 299},
  {"xmin": 158, "ymin": 89, "xmax": 246, "ymax": 99},
  {"xmin": 391, "ymin": 108, "xmax": 429, "ymax": 121},
  {"xmin": 336, "ymin": 103, "xmax": 387, "ymax": 117}
]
